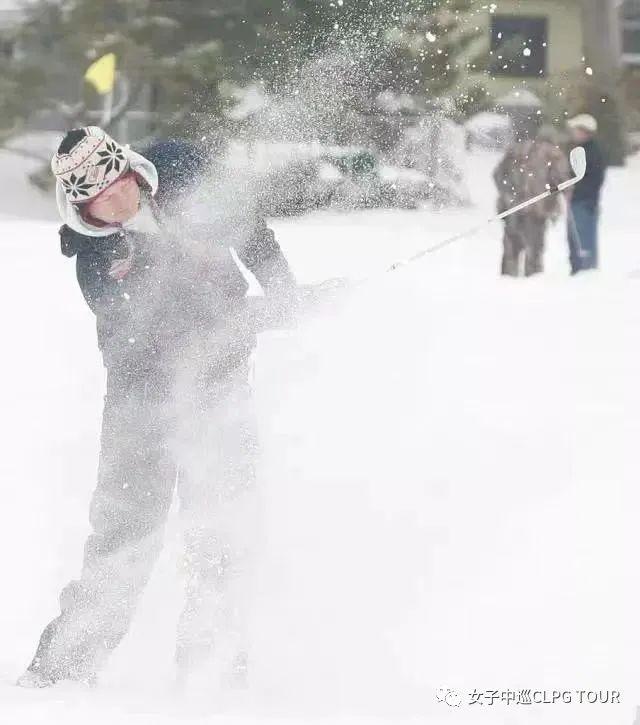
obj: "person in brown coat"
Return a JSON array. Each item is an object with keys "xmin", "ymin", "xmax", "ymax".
[{"xmin": 493, "ymin": 128, "xmax": 570, "ymax": 276}]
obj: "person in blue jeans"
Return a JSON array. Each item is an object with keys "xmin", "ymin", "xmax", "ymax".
[{"xmin": 566, "ymin": 114, "xmax": 606, "ymax": 274}]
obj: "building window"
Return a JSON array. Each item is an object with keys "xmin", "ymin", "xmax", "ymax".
[
  {"xmin": 490, "ymin": 15, "xmax": 548, "ymax": 78},
  {"xmin": 623, "ymin": 0, "xmax": 640, "ymax": 20},
  {"xmin": 622, "ymin": 14, "xmax": 640, "ymax": 65},
  {"xmin": 624, "ymin": 24, "xmax": 640, "ymax": 53},
  {"xmin": 0, "ymin": 36, "xmax": 14, "ymax": 60}
]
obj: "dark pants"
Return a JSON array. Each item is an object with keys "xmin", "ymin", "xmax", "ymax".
[
  {"xmin": 27, "ymin": 351, "xmax": 258, "ymax": 683},
  {"xmin": 501, "ymin": 213, "xmax": 547, "ymax": 277},
  {"xmin": 568, "ymin": 199, "xmax": 599, "ymax": 274}
]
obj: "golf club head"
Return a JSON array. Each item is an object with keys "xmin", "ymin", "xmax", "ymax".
[{"xmin": 569, "ymin": 146, "xmax": 587, "ymax": 181}]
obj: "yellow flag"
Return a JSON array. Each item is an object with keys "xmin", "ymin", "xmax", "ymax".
[{"xmin": 84, "ymin": 53, "xmax": 117, "ymax": 95}]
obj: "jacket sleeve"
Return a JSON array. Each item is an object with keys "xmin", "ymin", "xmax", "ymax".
[
  {"xmin": 75, "ymin": 248, "xmax": 108, "ymax": 315},
  {"xmin": 493, "ymin": 148, "xmax": 517, "ymax": 213},
  {"xmin": 549, "ymin": 147, "xmax": 571, "ymax": 188},
  {"xmin": 235, "ymin": 217, "xmax": 297, "ymax": 296},
  {"xmin": 61, "ymin": 225, "xmax": 130, "ymax": 362},
  {"xmin": 591, "ymin": 145, "xmax": 606, "ymax": 193},
  {"xmin": 60, "ymin": 225, "xmax": 107, "ymax": 314}
]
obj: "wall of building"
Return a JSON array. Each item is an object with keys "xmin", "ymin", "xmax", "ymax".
[{"xmin": 463, "ymin": 0, "xmax": 585, "ymax": 97}]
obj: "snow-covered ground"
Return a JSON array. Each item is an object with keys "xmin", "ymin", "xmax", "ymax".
[
  {"xmin": 0, "ymin": 135, "xmax": 59, "ymax": 222},
  {"xmin": 2, "ymin": 149, "xmax": 640, "ymax": 724}
]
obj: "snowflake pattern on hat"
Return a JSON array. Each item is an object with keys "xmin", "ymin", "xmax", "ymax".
[
  {"xmin": 61, "ymin": 172, "xmax": 95, "ymax": 200},
  {"xmin": 96, "ymin": 140, "xmax": 126, "ymax": 175}
]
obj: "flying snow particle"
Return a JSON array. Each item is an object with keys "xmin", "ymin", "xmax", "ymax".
[
  {"xmin": 426, "ymin": 32, "xmax": 437, "ymax": 42},
  {"xmin": 523, "ymin": 48, "xmax": 531, "ymax": 57},
  {"xmin": 585, "ymin": 66, "xmax": 593, "ymax": 76}
]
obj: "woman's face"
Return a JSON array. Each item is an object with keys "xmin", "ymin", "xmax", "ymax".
[{"xmin": 85, "ymin": 173, "xmax": 141, "ymax": 224}]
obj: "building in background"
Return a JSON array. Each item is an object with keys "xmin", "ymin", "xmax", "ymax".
[
  {"xmin": 622, "ymin": 0, "xmax": 640, "ymax": 65},
  {"xmin": 463, "ymin": 0, "xmax": 621, "ymax": 95},
  {"xmin": 466, "ymin": 0, "xmax": 586, "ymax": 94},
  {"xmin": 620, "ymin": 0, "xmax": 640, "ymax": 129},
  {"xmin": 459, "ymin": 0, "xmax": 626, "ymax": 161}
]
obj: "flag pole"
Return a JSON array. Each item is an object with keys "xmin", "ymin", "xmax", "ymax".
[{"xmin": 101, "ymin": 87, "xmax": 114, "ymax": 127}]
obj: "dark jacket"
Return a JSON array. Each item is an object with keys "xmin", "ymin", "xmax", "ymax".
[
  {"xmin": 571, "ymin": 138, "xmax": 605, "ymax": 207},
  {"xmin": 60, "ymin": 142, "xmax": 296, "ymax": 372}
]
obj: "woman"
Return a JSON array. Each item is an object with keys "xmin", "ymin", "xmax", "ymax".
[{"xmin": 18, "ymin": 126, "xmax": 298, "ymax": 688}]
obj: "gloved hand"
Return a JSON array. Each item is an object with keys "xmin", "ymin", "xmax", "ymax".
[{"xmin": 295, "ymin": 277, "xmax": 352, "ymax": 312}]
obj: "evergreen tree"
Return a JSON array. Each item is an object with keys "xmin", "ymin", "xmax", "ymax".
[
  {"xmin": 244, "ymin": 0, "xmax": 484, "ymax": 149},
  {"xmin": 0, "ymin": 0, "xmax": 289, "ymax": 141},
  {"xmin": 1, "ymin": 0, "xmax": 483, "ymax": 149}
]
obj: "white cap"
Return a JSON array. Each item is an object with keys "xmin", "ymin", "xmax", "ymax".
[{"xmin": 567, "ymin": 114, "xmax": 598, "ymax": 134}]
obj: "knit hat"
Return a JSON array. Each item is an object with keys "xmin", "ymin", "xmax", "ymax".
[
  {"xmin": 52, "ymin": 127, "xmax": 158, "ymax": 237},
  {"xmin": 567, "ymin": 114, "xmax": 598, "ymax": 134},
  {"xmin": 51, "ymin": 126, "xmax": 129, "ymax": 204}
]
